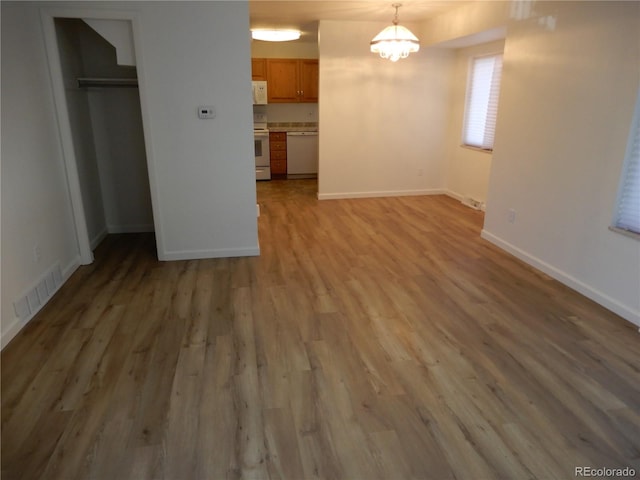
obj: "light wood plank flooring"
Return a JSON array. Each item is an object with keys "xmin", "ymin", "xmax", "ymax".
[{"xmin": 2, "ymin": 179, "xmax": 639, "ymax": 479}]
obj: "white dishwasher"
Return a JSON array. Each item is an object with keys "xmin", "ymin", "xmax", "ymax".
[{"xmin": 287, "ymin": 131, "xmax": 318, "ymax": 179}]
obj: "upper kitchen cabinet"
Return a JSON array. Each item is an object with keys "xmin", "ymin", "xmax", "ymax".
[
  {"xmin": 267, "ymin": 59, "xmax": 298, "ymax": 102},
  {"xmin": 266, "ymin": 58, "xmax": 318, "ymax": 103},
  {"xmin": 298, "ymin": 60, "xmax": 319, "ymax": 103},
  {"xmin": 251, "ymin": 58, "xmax": 267, "ymax": 81}
]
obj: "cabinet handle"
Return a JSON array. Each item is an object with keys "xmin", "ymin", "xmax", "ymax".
[{"xmin": 301, "ymin": 90, "xmax": 304, "ymax": 96}]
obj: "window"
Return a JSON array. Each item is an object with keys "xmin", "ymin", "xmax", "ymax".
[
  {"xmin": 463, "ymin": 54, "xmax": 503, "ymax": 150},
  {"xmin": 613, "ymin": 89, "xmax": 640, "ymax": 236}
]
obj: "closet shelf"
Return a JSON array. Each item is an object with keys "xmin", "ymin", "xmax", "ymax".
[{"xmin": 77, "ymin": 77, "xmax": 138, "ymax": 88}]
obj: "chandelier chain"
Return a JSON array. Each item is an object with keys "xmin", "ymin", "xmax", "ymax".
[{"xmin": 392, "ymin": 3, "xmax": 402, "ymax": 25}]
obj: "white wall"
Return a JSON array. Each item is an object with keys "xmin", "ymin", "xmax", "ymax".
[
  {"xmin": 419, "ymin": 0, "xmax": 510, "ymax": 47},
  {"xmin": 55, "ymin": 18, "xmax": 107, "ymax": 246},
  {"xmin": 418, "ymin": 0, "xmax": 639, "ymax": 326},
  {"xmin": 317, "ymin": 20, "xmax": 454, "ymax": 199},
  {"xmin": 135, "ymin": 1, "xmax": 258, "ymax": 260},
  {"xmin": 88, "ymin": 89, "xmax": 154, "ymax": 234},
  {"xmin": 1, "ymin": 1, "xmax": 259, "ymax": 347},
  {"xmin": 251, "ymin": 39, "xmax": 318, "ymax": 59},
  {"xmin": 262, "ymin": 103, "xmax": 318, "ymax": 124},
  {"xmin": 83, "ymin": 18, "xmax": 136, "ymax": 66},
  {"xmin": 444, "ymin": 40, "xmax": 505, "ymax": 205},
  {"xmin": 75, "ymin": 19, "xmax": 154, "ymax": 235},
  {"xmin": 1, "ymin": 3, "xmax": 81, "ymax": 345},
  {"xmin": 482, "ymin": 1, "xmax": 640, "ymax": 325}
]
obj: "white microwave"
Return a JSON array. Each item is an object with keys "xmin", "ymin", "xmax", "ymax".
[{"xmin": 252, "ymin": 81, "xmax": 268, "ymax": 105}]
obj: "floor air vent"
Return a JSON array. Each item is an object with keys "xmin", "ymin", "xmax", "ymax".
[
  {"xmin": 13, "ymin": 264, "xmax": 63, "ymax": 322},
  {"xmin": 461, "ymin": 196, "xmax": 484, "ymax": 211}
]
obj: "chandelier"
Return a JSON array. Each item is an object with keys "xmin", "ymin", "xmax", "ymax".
[{"xmin": 370, "ymin": 3, "xmax": 420, "ymax": 62}]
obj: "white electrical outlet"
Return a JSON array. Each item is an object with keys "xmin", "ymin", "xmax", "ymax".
[{"xmin": 507, "ymin": 208, "xmax": 516, "ymax": 223}]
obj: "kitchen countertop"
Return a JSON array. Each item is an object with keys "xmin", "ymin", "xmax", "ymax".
[{"xmin": 268, "ymin": 122, "xmax": 318, "ymax": 133}]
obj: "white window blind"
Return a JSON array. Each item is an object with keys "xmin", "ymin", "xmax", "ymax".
[
  {"xmin": 463, "ymin": 54, "xmax": 503, "ymax": 150},
  {"xmin": 614, "ymin": 90, "xmax": 640, "ymax": 235}
]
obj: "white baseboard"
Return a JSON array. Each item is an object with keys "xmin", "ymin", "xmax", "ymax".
[
  {"xmin": 160, "ymin": 246, "xmax": 260, "ymax": 261},
  {"xmin": 1, "ymin": 316, "xmax": 25, "ymax": 350},
  {"xmin": 317, "ymin": 188, "xmax": 445, "ymax": 200},
  {"xmin": 90, "ymin": 227, "xmax": 108, "ymax": 250},
  {"xmin": 1, "ymin": 255, "xmax": 81, "ymax": 350},
  {"xmin": 107, "ymin": 223, "xmax": 154, "ymax": 234},
  {"xmin": 444, "ymin": 189, "xmax": 487, "ymax": 211},
  {"xmin": 90, "ymin": 224, "xmax": 154, "ymax": 251},
  {"xmin": 481, "ymin": 229, "xmax": 640, "ymax": 328},
  {"xmin": 443, "ymin": 189, "xmax": 464, "ymax": 202},
  {"xmin": 62, "ymin": 255, "xmax": 81, "ymax": 281}
]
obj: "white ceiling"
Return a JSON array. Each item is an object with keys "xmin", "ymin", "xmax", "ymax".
[{"xmin": 249, "ymin": 1, "xmax": 472, "ymax": 41}]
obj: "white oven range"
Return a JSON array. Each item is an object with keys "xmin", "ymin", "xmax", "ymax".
[{"xmin": 253, "ymin": 112, "xmax": 270, "ymax": 181}]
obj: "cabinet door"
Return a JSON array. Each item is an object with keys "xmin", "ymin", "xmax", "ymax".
[
  {"xmin": 299, "ymin": 60, "xmax": 319, "ymax": 103},
  {"xmin": 271, "ymin": 159, "xmax": 287, "ymax": 175},
  {"xmin": 270, "ymin": 150, "xmax": 287, "ymax": 160},
  {"xmin": 270, "ymin": 132, "xmax": 287, "ymax": 142},
  {"xmin": 267, "ymin": 59, "xmax": 298, "ymax": 103},
  {"xmin": 251, "ymin": 58, "xmax": 267, "ymax": 81},
  {"xmin": 270, "ymin": 141, "xmax": 287, "ymax": 151}
]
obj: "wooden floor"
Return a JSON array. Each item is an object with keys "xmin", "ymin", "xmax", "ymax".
[{"xmin": 2, "ymin": 179, "xmax": 639, "ymax": 480}]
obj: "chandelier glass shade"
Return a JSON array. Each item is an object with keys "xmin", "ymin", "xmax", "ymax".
[{"xmin": 370, "ymin": 4, "xmax": 420, "ymax": 62}]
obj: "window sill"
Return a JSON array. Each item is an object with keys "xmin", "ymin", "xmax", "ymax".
[
  {"xmin": 609, "ymin": 226, "xmax": 640, "ymax": 241},
  {"xmin": 460, "ymin": 144, "xmax": 493, "ymax": 154}
]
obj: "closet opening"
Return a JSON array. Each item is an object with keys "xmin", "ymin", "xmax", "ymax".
[{"xmin": 52, "ymin": 17, "xmax": 156, "ymax": 261}]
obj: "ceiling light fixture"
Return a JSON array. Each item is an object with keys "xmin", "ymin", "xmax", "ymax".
[
  {"xmin": 370, "ymin": 3, "xmax": 420, "ymax": 62},
  {"xmin": 251, "ymin": 29, "xmax": 301, "ymax": 42}
]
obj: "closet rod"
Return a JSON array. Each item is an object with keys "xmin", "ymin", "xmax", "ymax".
[{"xmin": 77, "ymin": 77, "xmax": 138, "ymax": 88}]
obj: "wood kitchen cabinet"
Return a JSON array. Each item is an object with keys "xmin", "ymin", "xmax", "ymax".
[
  {"xmin": 269, "ymin": 132, "xmax": 287, "ymax": 175},
  {"xmin": 266, "ymin": 58, "xmax": 318, "ymax": 103},
  {"xmin": 251, "ymin": 58, "xmax": 267, "ymax": 81},
  {"xmin": 298, "ymin": 60, "xmax": 319, "ymax": 102}
]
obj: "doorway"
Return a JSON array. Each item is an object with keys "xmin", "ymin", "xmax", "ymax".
[{"xmin": 41, "ymin": 9, "xmax": 160, "ymax": 264}]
